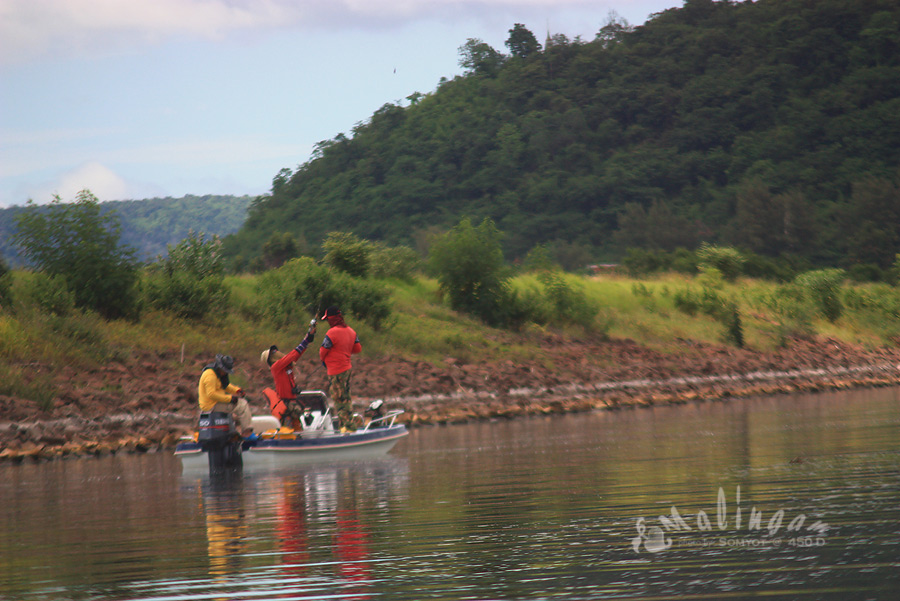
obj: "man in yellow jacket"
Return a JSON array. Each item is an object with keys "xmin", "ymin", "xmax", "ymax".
[{"xmin": 198, "ymin": 354, "xmax": 253, "ymax": 436}]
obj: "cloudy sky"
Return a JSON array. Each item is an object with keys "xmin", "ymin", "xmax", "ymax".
[{"xmin": 0, "ymin": 0, "xmax": 683, "ymax": 207}]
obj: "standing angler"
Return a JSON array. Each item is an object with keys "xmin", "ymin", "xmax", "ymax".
[{"xmin": 319, "ymin": 306, "xmax": 362, "ymax": 431}]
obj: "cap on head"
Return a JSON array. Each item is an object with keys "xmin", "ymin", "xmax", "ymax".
[
  {"xmin": 260, "ymin": 345, "xmax": 278, "ymax": 365},
  {"xmin": 215, "ymin": 354, "xmax": 234, "ymax": 373},
  {"xmin": 321, "ymin": 305, "xmax": 341, "ymax": 319}
]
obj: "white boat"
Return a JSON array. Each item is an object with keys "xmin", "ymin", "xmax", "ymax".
[{"xmin": 175, "ymin": 393, "xmax": 408, "ymax": 469}]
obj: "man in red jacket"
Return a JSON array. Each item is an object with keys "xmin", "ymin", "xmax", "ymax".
[
  {"xmin": 319, "ymin": 306, "xmax": 362, "ymax": 431},
  {"xmin": 261, "ymin": 324, "xmax": 315, "ymax": 427}
]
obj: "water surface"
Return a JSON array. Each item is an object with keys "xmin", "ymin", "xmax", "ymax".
[{"xmin": 1, "ymin": 387, "xmax": 899, "ymax": 600}]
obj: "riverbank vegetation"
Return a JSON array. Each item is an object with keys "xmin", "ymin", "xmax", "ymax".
[{"xmin": 3, "ymin": 194, "xmax": 900, "ymax": 405}]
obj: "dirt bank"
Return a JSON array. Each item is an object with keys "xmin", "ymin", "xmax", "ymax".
[{"xmin": 2, "ymin": 335, "xmax": 900, "ymax": 462}]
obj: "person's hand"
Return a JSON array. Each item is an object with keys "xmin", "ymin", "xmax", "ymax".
[
  {"xmin": 304, "ymin": 326, "xmax": 316, "ymax": 345},
  {"xmin": 231, "ymin": 395, "xmax": 240, "ymax": 404},
  {"xmin": 235, "ymin": 388, "xmax": 244, "ymax": 397}
]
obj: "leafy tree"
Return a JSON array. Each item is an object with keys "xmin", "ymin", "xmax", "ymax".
[
  {"xmin": 254, "ymin": 257, "xmax": 391, "ymax": 330},
  {"xmin": 696, "ymin": 244, "xmax": 745, "ymax": 282},
  {"xmin": 596, "ymin": 11, "xmax": 633, "ymax": 48},
  {"xmin": 144, "ymin": 231, "xmax": 228, "ymax": 319},
  {"xmin": 614, "ymin": 201, "xmax": 701, "ymax": 251},
  {"xmin": 221, "ymin": 1, "xmax": 900, "ymax": 270},
  {"xmin": 322, "ymin": 231, "xmax": 371, "ymax": 278},
  {"xmin": 428, "ymin": 217, "xmax": 510, "ymax": 325},
  {"xmin": 368, "ymin": 242, "xmax": 421, "ymax": 281},
  {"xmin": 727, "ymin": 182, "xmax": 816, "ymax": 256},
  {"xmin": 845, "ymin": 175, "xmax": 900, "ymax": 268},
  {"xmin": 12, "ymin": 190, "xmax": 140, "ymax": 319},
  {"xmin": 506, "ymin": 24, "xmax": 541, "ymax": 59},
  {"xmin": 261, "ymin": 231, "xmax": 306, "ymax": 270},
  {"xmin": 458, "ymin": 38, "xmax": 505, "ymax": 76}
]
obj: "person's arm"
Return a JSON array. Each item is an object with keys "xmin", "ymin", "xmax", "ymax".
[
  {"xmin": 351, "ymin": 334, "xmax": 361, "ymax": 355},
  {"xmin": 319, "ymin": 334, "xmax": 332, "ymax": 364}
]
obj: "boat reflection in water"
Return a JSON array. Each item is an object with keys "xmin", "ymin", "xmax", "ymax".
[{"xmin": 182, "ymin": 458, "xmax": 409, "ymax": 599}]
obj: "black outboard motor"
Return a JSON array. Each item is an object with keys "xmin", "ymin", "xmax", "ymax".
[{"xmin": 198, "ymin": 411, "xmax": 242, "ymax": 470}]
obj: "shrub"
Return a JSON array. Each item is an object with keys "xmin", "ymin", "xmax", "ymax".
[
  {"xmin": 428, "ymin": 218, "xmax": 510, "ymax": 326},
  {"xmin": 331, "ymin": 272, "xmax": 393, "ymax": 330},
  {"xmin": 765, "ymin": 283, "xmax": 817, "ymax": 342},
  {"xmin": 741, "ymin": 252, "xmax": 800, "ymax": 282},
  {"xmin": 847, "ymin": 263, "xmax": 883, "ymax": 283},
  {"xmin": 522, "ymin": 244, "xmax": 557, "ymax": 273},
  {"xmin": 12, "ymin": 189, "xmax": 140, "ymax": 319},
  {"xmin": 672, "ymin": 282, "xmax": 744, "ymax": 347},
  {"xmin": 368, "ymin": 243, "xmax": 421, "ymax": 281},
  {"xmin": 622, "ymin": 248, "xmax": 670, "ymax": 275},
  {"xmin": 255, "ymin": 257, "xmax": 392, "ymax": 330},
  {"xmin": 144, "ymin": 232, "xmax": 229, "ymax": 319},
  {"xmin": 0, "ymin": 363, "xmax": 57, "ymax": 411},
  {"xmin": 670, "ymin": 247, "xmax": 698, "ymax": 274},
  {"xmin": 696, "ymin": 244, "xmax": 745, "ymax": 282},
  {"xmin": 323, "ymin": 232, "xmax": 370, "ymax": 278},
  {"xmin": 794, "ymin": 268, "xmax": 846, "ymax": 322},
  {"xmin": 13, "ymin": 272, "xmax": 75, "ymax": 316},
  {"xmin": 537, "ymin": 270, "xmax": 599, "ymax": 329}
]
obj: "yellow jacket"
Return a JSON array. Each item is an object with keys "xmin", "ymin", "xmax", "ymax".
[{"xmin": 198, "ymin": 368, "xmax": 240, "ymax": 412}]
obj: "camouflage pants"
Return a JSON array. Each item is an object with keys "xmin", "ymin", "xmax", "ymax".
[
  {"xmin": 281, "ymin": 400, "xmax": 305, "ymax": 429},
  {"xmin": 327, "ymin": 370, "xmax": 355, "ymax": 430}
]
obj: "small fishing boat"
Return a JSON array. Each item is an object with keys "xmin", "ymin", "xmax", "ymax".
[{"xmin": 175, "ymin": 392, "xmax": 408, "ymax": 469}]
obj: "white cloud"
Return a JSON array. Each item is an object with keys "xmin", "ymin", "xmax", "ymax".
[
  {"xmin": 31, "ymin": 161, "xmax": 130, "ymax": 203},
  {"xmin": 0, "ymin": 0, "xmax": 675, "ymax": 65}
]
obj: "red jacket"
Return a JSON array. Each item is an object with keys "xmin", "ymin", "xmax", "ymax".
[
  {"xmin": 319, "ymin": 324, "xmax": 361, "ymax": 376},
  {"xmin": 271, "ymin": 340, "xmax": 311, "ymax": 399}
]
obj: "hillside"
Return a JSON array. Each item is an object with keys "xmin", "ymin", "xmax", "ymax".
[
  {"xmin": 0, "ymin": 194, "xmax": 252, "ymax": 265},
  {"xmin": 224, "ymin": 0, "xmax": 900, "ymax": 270}
]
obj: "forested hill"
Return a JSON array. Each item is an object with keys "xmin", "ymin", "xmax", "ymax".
[
  {"xmin": 0, "ymin": 194, "xmax": 252, "ymax": 265},
  {"xmin": 225, "ymin": 0, "xmax": 900, "ymax": 271}
]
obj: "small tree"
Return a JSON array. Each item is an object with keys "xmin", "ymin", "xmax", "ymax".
[
  {"xmin": 13, "ymin": 189, "xmax": 140, "ymax": 319},
  {"xmin": 458, "ymin": 38, "xmax": 505, "ymax": 75},
  {"xmin": 144, "ymin": 231, "xmax": 228, "ymax": 319},
  {"xmin": 322, "ymin": 231, "xmax": 371, "ymax": 278},
  {"xmin": 428, "ymin": 217, "xmax": 510, "ymax": 325},
  {"xmin": 795, "ymin": 268, "xmax": 846, "ymax": 322},
  {"xmin": 506, "ymin": 23, "xmax": 542, "ymax": 59},
  {"xmin": 696, "ymin": 243, "xmax": 745, "ymax": 282},
  {"xmin": 262, "ymin": 231, "xmax": 306, "ymax": 269}
]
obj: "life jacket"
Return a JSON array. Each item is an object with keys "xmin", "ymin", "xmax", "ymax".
[{"xmin": 263, "ymin": 387, "xmax": 287, "ymax": 422}]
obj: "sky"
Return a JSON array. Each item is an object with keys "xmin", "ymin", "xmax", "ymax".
[{"xmin": 0, "ymin": 0, "xmax": 684, "ymax": 208}]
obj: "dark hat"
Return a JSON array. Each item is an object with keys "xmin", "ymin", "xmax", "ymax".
[
  {"xmin": 321, "ymin": 305, "xmax": 341, "ymax": 319},
  {"xmin": 214, "ymin": 354, "xmax": 234, "ymax": 373}
]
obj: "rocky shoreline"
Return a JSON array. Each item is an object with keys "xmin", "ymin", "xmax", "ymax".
[{"xmin": 2, "ymin": 336, "xmax": 900, "ymax": 463}]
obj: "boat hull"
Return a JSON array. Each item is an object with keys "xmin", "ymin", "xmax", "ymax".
[{"xmin": 175, "ymin": 424, "xmax": 408, "ymax": 469}]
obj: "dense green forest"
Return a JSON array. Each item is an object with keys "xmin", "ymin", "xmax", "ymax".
[
  {"xmin": 0, "ymin": 194, "xmax": 251, "ymax": 265},
  {"xmin": 223, "ymin": 0, "xmax": 900, "ymax": 272}
]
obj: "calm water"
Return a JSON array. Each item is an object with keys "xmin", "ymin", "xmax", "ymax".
[{"xmin": 1, "ymin": 387, "xmax": 899, "ymax": 600}]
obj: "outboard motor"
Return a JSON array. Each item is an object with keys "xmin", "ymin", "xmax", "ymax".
[{"xmin": 198, "ymin": 411, "xmax": 242, "ymax": 470}]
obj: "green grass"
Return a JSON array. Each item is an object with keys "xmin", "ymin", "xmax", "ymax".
[{"xmin": 4, "ymin": 270, "xmax": 900, "ymax": 388}]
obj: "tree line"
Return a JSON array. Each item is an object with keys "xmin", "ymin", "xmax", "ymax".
[
  {"xmin": 0, "ymin": 194, "xmax": 251, "ymax": 266},
  {"xmin": 222, "ymin": 0, "xmax": 900, "ymax": 275}
]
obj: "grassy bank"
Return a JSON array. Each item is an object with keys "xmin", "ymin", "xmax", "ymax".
[{"xmin": 3, "ymin": 268, "xmax": 900, "ymax": 378}]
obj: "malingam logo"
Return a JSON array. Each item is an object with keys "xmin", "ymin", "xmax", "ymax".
[{"xmin": 631, "ymin": 486, "xmax": 829, "ymax": 554}]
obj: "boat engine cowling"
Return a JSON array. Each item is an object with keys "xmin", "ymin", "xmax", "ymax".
[{"xmin": 198, "ymin": 411, "xmax": 242, "ymax": 469}]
